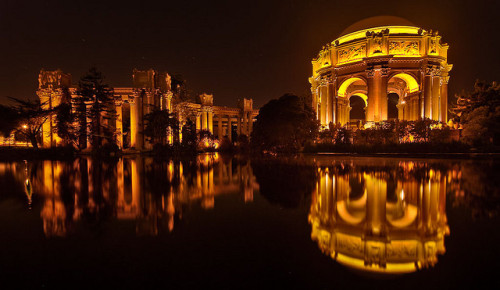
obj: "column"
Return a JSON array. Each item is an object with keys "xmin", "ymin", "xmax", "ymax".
[
  {"xmin": 237, "ymin": 114, "xmax": 241, "ymax": 136},
  {"xmin": 196, "ymin": 113, "xmax": 201, "ymax": 131},
  {"xmin": 328, "ymin": 83, "xmax": 336, "ymax": 124},
  {"xmin": 440, "ymin": 76, "xmax": 449, "ymax": 123},
  {"xmin": 130, "ymin": 95, "xmax": 143, "ymax": 150},
  {"xmin": 248, "ymin": 112, "xmax": 253, "ymax": 135},
  {"xmin": 143, "ymin": 93, "xmax": 153, "ymax": 150},
  {"xmin": 201, "ymin": 111, "xmax": 207, "ymax": 130},
  {"xmin": 365, "ymin": 67, "xmax": 388, "ymax": 122},
  {"xmin": 208, "ymin": 110, "xmax": 213, "ymax": 134},
  {"xmin": 115, "ymin": 103, "xmax": 123, "ymax": 149},
  {"xmin": 432, "ymin": 72, "xmax": 441, "ymax": 121},
  {"xmin": 242, "ymin": 111, "xmax": 248, "ymax": 136},
  {"xmin": 423, "ymin": 67, "xmax": 433, "ymax": 119},
  {"xmin": 327, "ymin": 85, "xmax": 333, "ymax": 125},
  {"xmin": 218, "ymin": 115, "xmax": 223, "ymax": 139},
  {"xmin": 320, "ymin": 87, "xmax": 327, "ymax": 125}
]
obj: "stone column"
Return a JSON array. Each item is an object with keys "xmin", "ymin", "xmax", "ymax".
[
  {"xmin": 208, "ymin": 110, "xmax": 213, "ymax": 134},
  {"xmin": 440, "ymin": 76, "xmax": 449, "ymax": 123},
  {"xmin": 327, "ymin": 85, "xmax": 333, "ymax": 125},
  {"xmin": 217, "ymin": 115, "xmax": 223, "ymax": 139},
  {"xmin": 130, "ymin": 94, "xmax": 143, "ymax": 150},
  {"xmin": 423, "ymin": 67, "xmax": 433, "ymax": 119},
  {"xmin": 248, "ymin": 112, "xmax": 253, "ymax": 135},
  {"xmin": 201, "ymin": 111, "xmax": 207, "ymax": 130},
  {"xmin": 320, "ymin": 86, "xmax": 327, "ymax": 125},
  {"xmin": 242, "ymin": 111, "xmax": 248, "ymax": 136},
  {"xmin": 115, "ymin": 102, "xmax": 123, "ymax": 149},
  {"xmin": 367, "ymin": 68, "xmax": 389, "ymax": 122},
  {"xmin": 237, "ymin": 113, "xmax": 241, "ymax": 136},
  {"xmin": 432, "ymin": 72, "xmax": 441, "ymax": 121},
  {"xmin": 196, "ymin": 112, "xmax": 201, "ymax": 131}
]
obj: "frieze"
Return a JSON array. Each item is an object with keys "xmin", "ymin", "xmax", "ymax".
[
  {"xmin": 386, "ymin": 241, "xmax": 417, "ymax": 259},
  {"xmin": 338, "ymin": 45, "xmax": 366, "ymax": 64},
  {"xmin": 389, "ymin": 41, "xmax": 420, "ymax": 56}
]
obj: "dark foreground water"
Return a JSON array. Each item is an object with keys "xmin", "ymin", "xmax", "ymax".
[{"xmin": 0, "ymin": 154, "xmax": 499, "ymax": 288}]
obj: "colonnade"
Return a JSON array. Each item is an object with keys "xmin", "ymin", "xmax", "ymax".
[{"xmin": 315, "ymin": 65, "xmax": 450, "ymax": 127}]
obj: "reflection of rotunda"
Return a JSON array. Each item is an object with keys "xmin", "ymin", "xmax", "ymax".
[
  {"xmin": 309, "ymin": 16, "xmax": 452, "ymax": 127},
  {"xmin": 308, "ymin": 163, "xmax": 449, "ymax": 274}
]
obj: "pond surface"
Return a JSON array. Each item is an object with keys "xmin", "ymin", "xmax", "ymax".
[{"xmin": 0, "ymin": 154, "xmax": 499, "ymax": 288}]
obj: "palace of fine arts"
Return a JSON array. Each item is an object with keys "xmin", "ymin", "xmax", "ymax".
[{"xmin": 0, "ymin": 1, "xmax": 499, "ymax": 288}]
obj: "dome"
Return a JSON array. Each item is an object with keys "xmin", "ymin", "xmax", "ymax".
[{"xmin": 339, "ymin": 16, "xmax": 416, "ymax": 37}]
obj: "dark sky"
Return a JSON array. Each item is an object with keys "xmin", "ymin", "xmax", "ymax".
[{"xmin": 1, "ymin": 0, "xmax": 499, "ymax": 108}]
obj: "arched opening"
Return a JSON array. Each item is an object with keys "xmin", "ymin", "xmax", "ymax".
[
  {"xmin": 337, "ymin": 77, "xmax": 368, "ymax": 125},
  {"xmin": 349, "ymin": 95, "xmax": 366, "ymax": 121},
  {"xmin": 387, "ymin": 93, "xmax": 399, "ymax": 120},
  {"xmin": 387, "ymin": 73, "xmax": 419, "ymax": 121}
]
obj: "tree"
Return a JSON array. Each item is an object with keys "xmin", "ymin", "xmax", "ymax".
[
  {"xmin": 451, "ymin": 81, "xmax": 500, "ymax": 146},
  {"xmin": 0, "ymin": 104, "xmax": 19, "ymax": 138},
  {"xmin": 53, "ymin": 102, "xmax": 78, "ymax": 148},
  {"xmin": 76, "ymin": 67, "xmax": 117, "ymax": 149},
  {"xmin": 181, "ymin": 119, "xmax": 197, "ymax": 151},
  {"xmin": 8, "ymin": 98, "xmax": 50, "ymax": 148},
  {"xmin": 251, "ymin": 94, "xmax": 319, "ymax": 153},
  {"xmin": 144, "ymin": 109, "xmax": 179, "ymax": 146}
]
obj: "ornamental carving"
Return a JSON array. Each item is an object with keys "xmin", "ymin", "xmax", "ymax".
[
  {"xmin": 337, "ymin": 235, "xmax": 363, "ymax": 255},
  {"xmin": 372, "ymin": 36, "xmax": 383, "ymax": 54},
  {"xmin": 429, "ymin": 39, "xmax": 437, "ymax": 54},
  {"xmin": 338, "ymin": 45, "xmax": 366, "ymax": 63},
  {"xmin": 387, "ymin": 242, "xmax": 417, "ymax": 259},
  {"xmin": 389, "ymin": 41, "xmax": 420, "ymax": 56}
]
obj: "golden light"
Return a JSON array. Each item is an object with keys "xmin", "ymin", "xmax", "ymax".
[{"xmin": 22, "ymin": 124, "xmax": 28, "ymax": 129}]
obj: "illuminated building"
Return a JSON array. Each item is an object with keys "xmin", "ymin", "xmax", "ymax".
[
  {"xmin": 308, "ymin": 160, "xmax": 449, "ymax": 274},
  {"xmin": 310, "ymin": 16, "xmax": 453, "ymax": 127},
  {"xmin": 37, "ymin": 69, "xmax": 258, "ymax": 149}
]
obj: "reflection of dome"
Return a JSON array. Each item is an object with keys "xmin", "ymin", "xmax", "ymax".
[
  {"xmin": 309, "ymin": 167, "xmax": 450, "ymax": 275},
  {"xmin": 339, "ymin": 16, "xmax": 416, "ymax": 37}
]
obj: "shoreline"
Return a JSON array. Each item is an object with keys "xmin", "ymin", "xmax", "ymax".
[{"xmin": 0, "ymin": 146, "xmax": 499, "ymax": 161}]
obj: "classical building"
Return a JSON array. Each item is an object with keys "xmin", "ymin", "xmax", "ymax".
[
  {"xmin": 310, "ymin": 16, "xmax": 452, "ymax": 128},
  {"xmin": 37, "ymin": 69, "xmax": 258, "ymax": 149}
]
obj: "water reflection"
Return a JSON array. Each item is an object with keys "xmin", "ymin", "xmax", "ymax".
[
  {"xmin": 309, "ymin": 160, "xmax": 452, "ymax": 274},
  {"xmin": 1, "ymin": 155, "xmax": 498, "ymax": 279},
  {"xmin": 24, "ymin": 154, "xmax": 257, "ymax": 237}
]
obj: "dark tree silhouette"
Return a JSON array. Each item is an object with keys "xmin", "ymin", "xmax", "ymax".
[
  {"xmin": 144, "ymin": 109, "xmax": 179, "ymax": 146},
  {"xmin": 76, "ymin": 67, "xmax": 117, "ymax": 149},
  {"xmin": 8, "ymin": 98, "xmax": 50, "ymax": 148},
  {"xmin": 251, "ymin": 94, "xmax": 319, "ymax": 153},
  {"xmin": 451, "ymin": 81, "xmax": 500, "ymax": 146}
]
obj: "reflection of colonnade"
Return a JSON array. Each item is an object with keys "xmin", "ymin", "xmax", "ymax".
[
  {"xmin": 37, "ymin": 69, "xmax": 258, "ymax": 149},
  {"xmin": 309, "ymin": 162, "xmax": 449, "ymax": 274},
  {"xmin": 310, "ymin": 18, "xmax": 452, "ymax": 127},
  {"xmin": 29, "ymin": 155, "xmax": 257, "ymax": 236}
]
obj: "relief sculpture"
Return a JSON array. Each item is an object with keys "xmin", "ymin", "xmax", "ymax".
[
  {"xmin": 338, "ymin": 45, "xmax": 366, "ymax": 63},
  {"xmin": 389, "ymin": 41, "xmax": 420, "ymax": 56}
]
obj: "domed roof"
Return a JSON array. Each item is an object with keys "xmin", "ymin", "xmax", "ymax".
[{"xmin": 339, "ymin": 16, "xmax": 416, "ymax": 37}]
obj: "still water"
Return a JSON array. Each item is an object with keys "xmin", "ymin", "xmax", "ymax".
[{"xmin": 0, "ymin": 154, "xmax": 499, "ymax": 288}]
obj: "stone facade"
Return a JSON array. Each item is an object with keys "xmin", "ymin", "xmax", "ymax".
[
  {"xmin": 310, "ymin": 24, "xmax": 452, "ymax": 128},
  {"xmin": 37, "ymin": 69, "xmax": 258, "ymax": 149}
]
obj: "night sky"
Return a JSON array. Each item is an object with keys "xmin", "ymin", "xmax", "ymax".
[{"xmin": 1, "ymin": 0, "xmax": 499, "ymax": 108}]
